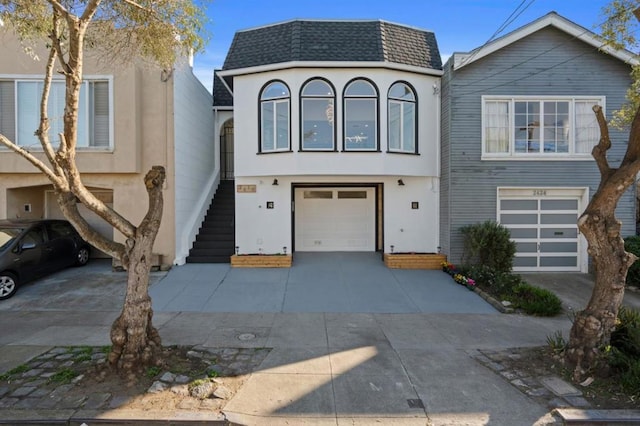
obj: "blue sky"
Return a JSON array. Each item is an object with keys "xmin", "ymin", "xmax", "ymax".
[{"xmin": 191, "ymin": 0, "xmax": 612, "ymax": 91}]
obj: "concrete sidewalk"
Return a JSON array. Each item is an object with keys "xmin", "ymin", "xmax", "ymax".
[{"xmin": 1, "ymin": 255, "xmax": 640, "ymax": 425}]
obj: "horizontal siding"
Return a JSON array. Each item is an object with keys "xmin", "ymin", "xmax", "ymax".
[
  {"xmin": 443, "ymin": 26, "xmax": 635, "ymax": 265},
  {"xmin": 439, "ymin": 59, "xmax": 452, "ymax": 254}
]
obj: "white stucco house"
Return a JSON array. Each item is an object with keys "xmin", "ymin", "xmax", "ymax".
[{"xmin": 207, "ymin": 20, "xmax": 443, "ymax": 258}]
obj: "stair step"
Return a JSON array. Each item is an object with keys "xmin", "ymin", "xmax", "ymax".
[
  {"xmin": 196, "ymin": 233, "xmax": 235, "ymax": 242},
  {"xmin": 192, "ymin": 241, "xmax": 235, "ymax": 250}
]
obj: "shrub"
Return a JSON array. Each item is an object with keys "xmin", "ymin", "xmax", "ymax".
[
  {"xmin": 459, "ymin": 221, "xmax": 516, "ymax": 273},
  {"xmin": 462, "ymin": 264, "xmax": 522, "ymax": 298},
  {"xmin": 624, "ymin": 235, "xmax": 640, "ymax": 287},
  {"xmin": 611, "ymin": 306, "xmax": 640, "ymax": 360},
  {"xmin": 508, "ymin": 283, "xmax": 563, "ymax": 316}
]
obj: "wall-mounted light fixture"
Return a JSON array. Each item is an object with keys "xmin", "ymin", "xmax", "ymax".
[
  {"xmin": 272, "ymin": 179, "xmax": 279, "ymax": 186},
  {"xmin": 390, "ymin": 245, "xmax": 395, "ymax": 253},
  {"xmin": 397, "ymin": 179, "xmax": 405, "ymax": 186},
  {"xmin": 283, "ymin": 246, "xmax": 287, "ymax": 255},
  {"xmin": 235, "ymin": 246, "xmax": 239, "ymax": 255}
]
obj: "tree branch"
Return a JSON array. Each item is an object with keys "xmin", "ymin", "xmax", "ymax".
[
  {"xmin": 0, "ymin": 134, "xmax": 62, "ymax": 186},
  {"xmin": 591, "ymin": 105, "xmax": 613, "ymax": 179}
]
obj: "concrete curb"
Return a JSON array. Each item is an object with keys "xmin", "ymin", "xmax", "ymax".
[
  {"xmin": 555, "ymin": 408, "xmax": 640, "ymax": 424},
  {"xmin": 0, "ymin": 409, "xmax": 227, "ymax": 425},
  {"xmin": 472, "ymin": 286, "xmax": 515, "ymax": 314}
]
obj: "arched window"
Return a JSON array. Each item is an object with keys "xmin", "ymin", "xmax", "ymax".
[
  {"xmin": 301, "ymin": 79, "xmax": 335, "ymax": 151},
  {"xmin": 259, "ymin": 81, "xmax": 290, "ymax": 152},
  {"xmin": 388, "ymin": 82, "xmax": 417, "ymax": 153},
  {"xmin": 343, "ymin": 79, "xmax": 378, "ymax": 151}
]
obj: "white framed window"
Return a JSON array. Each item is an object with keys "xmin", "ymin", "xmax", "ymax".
[
  {"xmin": 259, "ymin": 81, "xmax": 290, "ymax": 153},
  {"xmin": 301, "ymin": 78, "xmax": 335, "ymax": 151},
  {"xmin": 0, "ymin": 78, "xmax": 111, "ymax": 149},
  {"xmin": 482, "ymin": 96, "xmax": 604, "ymax": 160},
  {"xmin": 343, "ymin": 79, "xmax": 378, "ymax": 151},
  {"xmin": 388, "ymin": 82, "xmax": 417, "ymax": 153}
]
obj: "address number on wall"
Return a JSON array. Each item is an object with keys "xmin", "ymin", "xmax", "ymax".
[{"xmin": 532, "ymin": 190, "xmax": 547, "ymax": 196}]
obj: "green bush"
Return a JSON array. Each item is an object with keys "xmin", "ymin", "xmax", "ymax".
[
  {"xmin": 607, "ymin": 307, "xmax": 640, "ymax": 397},
  {"xmin": 508, "ymin": 283, "xmax": 563, "ymax": 316},
  {"xmin": 460, "ymin": 221, "xmax": 516, "ymax": 273},
  {"xmin": 624, "ymin": 235, "xmax": 640, "ymax": 287},
  {"xmin": 462, "ymin": 264, "xmax": 522, "ymax": 298}
]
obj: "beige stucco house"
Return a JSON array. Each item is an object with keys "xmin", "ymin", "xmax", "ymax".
[{"xmin": 0, "ymin": 28, "xmax": 216, "ymax": 267}]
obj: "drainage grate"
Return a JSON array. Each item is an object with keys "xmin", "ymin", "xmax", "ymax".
[{"xmin": 407, "ymin": 398, "xmax": 425, "ymax": 409}]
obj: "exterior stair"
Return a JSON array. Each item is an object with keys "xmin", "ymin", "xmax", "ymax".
[{"xmin": 186, "ymin": 180, "xmax": 235, "ymax": 263}]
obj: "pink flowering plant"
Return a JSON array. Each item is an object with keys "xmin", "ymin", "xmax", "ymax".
[{"xmin": 442, "ymin": 261, "xmax": 476, "ymax": 291}]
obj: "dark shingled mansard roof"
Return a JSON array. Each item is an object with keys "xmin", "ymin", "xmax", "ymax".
[
  {"xmin": 214, "ymin": 20, "xmax": 441, "ymax": 105},
  {"xmin": 222, "ymin": 19, "xmax": 441, "ymax": 70}
]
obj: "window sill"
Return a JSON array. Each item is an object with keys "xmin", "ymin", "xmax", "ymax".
[
  {"xmin": 257, "ymin": 149, "xmax": 293, "ymax": 155},
  {"xmin": 387, "ymin": 150, "xmax": 420, "ymax": 156},
  {"xmin": 481, "ymin": 154, "xmax": 594, "ymax": 161}
]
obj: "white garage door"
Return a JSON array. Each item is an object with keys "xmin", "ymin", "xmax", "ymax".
[
  {"xmin": 46, "ymin": 191, "xmax": 113, "ymax": 258},
  {"xmin": 295, "ymin": 187, "xmax": 375, "ymax": 252},
  {"xmin": 498, "ymin": 188, "xmax": 586, "ymax": 272}
]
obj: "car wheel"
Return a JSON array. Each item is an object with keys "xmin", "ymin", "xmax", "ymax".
[
  {"xmin": 0, "ymin": 272, "xmax": 18, "ymax": 300},
  {"xmin": 76, "ymin": 247, "xmax": 90, "ymax": 266}
]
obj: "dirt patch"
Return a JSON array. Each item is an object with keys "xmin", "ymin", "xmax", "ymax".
[
  {"xmin": 484, "ymin": 346, "xmax": 639, "ymax": 409},
  {"xmin": 0, "ymin": 345, "xmax": 271, "ymax": 415}
]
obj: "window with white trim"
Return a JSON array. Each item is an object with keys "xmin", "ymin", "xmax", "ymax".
[
  {"xmin": 482, "ymin": 96, "xmax": 603, "ymax": 159},
  {"xmin": 260, "ymin": 81, "xmax": 290, "ymax": 152},
  {"xmin": 0, "ymin": 79, "xmax": 111, "ymax": 149},
  {"xmin": 388, "ymin": 82, "xmax": 417, "ymax": 153},
  {"xmin": 343, "ymin": 79, "xmax": 378, "ymax": 151}
]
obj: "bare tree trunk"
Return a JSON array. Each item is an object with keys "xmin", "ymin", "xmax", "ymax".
[
  {"xmin": 108, "ymin": 167, "xmax": 165, "ymax": 376},
  {"xmin": 566, "ymin": 206, "xmax": 634, "ymax": 379},
  {"xmin": 565, "ymin": 105, "xmax": 640, "ymax": 379}
]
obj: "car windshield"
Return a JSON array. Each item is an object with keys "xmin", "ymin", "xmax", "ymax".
[{"xmin": 0, "ymin": 228, "xmax": 24, "ymax": 251}]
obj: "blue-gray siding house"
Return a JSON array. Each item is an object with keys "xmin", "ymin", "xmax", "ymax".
[{"xmin": 440, "ymin": 12, "xmax": 638, "ymax": 272}]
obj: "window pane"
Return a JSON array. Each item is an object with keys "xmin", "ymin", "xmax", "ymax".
[
  {"xmin": 304, "ymin": 190, "xmax": 332, "ymax": 199},
  {"xmin": 485, "ymin": 101, "xmax": 509, "ymax": 153},
  {"xmin": 276, "ymin": 101, "xmax": 289, "ymax": 149},
  {"xmin": 389, "ymin": 82, "xmax": 414, "ymax": 101},
  {"xmin": 402, "ymin": 102, "xmax": 415, "ymax": 152},
  {"xmin": 262, "ymin": 82, "xmax": 289, "ymax": 100},
  {"xmin": 91, "ymin": 81, "xmax": 110, "ymax": 147},
  {"xmin": 17, "ymin": 81, "xmax": 40, "ymax": 147},
  {"xmin": 388, "ymin": 101, "xmax": 401, "ymax": 150},
  {"xmin": 345, "ymin": 98, "xmax": 376, "ymax": 150},
  {"xmin": 0, "ymin": 81, "xmax": 15, "ymax": 142},
  {"xmin": 575, "ymin": 101, "xmax": 599, "ymax": 154},
  {"xmin": 302, "ymin": 98, "xmax": 334, "ymax": 150},
  {"xmin": 542, "ymin": 101, "xmax": 569, "ymax": 153},
  {"xmin": 261, "ymin": 102, "xmax": 274, "ymax": 151},
  {"xmin": 345, "ymin": 80, "xmax": 375, "ymax": 97},
  {"xmin": 338, "ymin": 191, "xmax": 367, "ymax": 199},
  {"xmin": 302, "ymin": 80, "xmax": 333, "ymax": 96},
  {"xmin": 514, "ymin": 101, "xmax": 540, "ymax": 153}
]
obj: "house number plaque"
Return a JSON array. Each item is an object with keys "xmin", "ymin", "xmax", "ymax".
[
  {"xmin": 237, "ymin": 184, "xmax": 257, "ymax": 193},
  {"xmin": 532, "ymin": 189, "xmax": 547, "ymax": 196}
]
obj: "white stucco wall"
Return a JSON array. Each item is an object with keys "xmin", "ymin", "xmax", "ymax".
[
  {"xmin": 232, "ymin": 68, "xmax": 440, "ymax": 178},
  {"xmin": 234, "ymin": 175, "xmax": 439, "ymax": 255},
  {"xmin": 173, "ymin": 64, "xmax": 217, "ymax": 264}
]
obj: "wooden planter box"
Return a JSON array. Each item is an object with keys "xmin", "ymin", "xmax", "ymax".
[
  {"xmin": 384, "ymin": 253, "xmax": 447, "ymax": 270},
  {"xmin": 231, "ymin": 254, "xmax": 292, "ymax": 268}
]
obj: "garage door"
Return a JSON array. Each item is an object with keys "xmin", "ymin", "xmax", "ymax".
[
  {"xmin": 498, "ymin": 189, "xmax": 584, "ymax": 272},
  {"xmin": 46, "ymin": 191, "xmax": 113, "ymax": 258},
  {"xmin": 295, "ymin": 187, "xmax": 375, "ymax": 251}
]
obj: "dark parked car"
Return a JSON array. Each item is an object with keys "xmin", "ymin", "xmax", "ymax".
[{"xmin": 0, "ymin": 219, "xmax": 90, "ymax": 300}]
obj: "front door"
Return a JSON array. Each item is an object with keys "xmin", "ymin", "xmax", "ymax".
[{"xmin": 220, "ymin": 119, "xmax": 234, "ymax": 180}]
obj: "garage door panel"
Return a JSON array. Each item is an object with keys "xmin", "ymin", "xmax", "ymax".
[
  {"xmin": 541, "ymin": 214, "xmax": 577, "ymax": 224},
  {"xmin": 509, "ymin": 228, "xmax": 537, "ymax": 239},
  {"xmin": 540, "ymin": 227, "xmax": 577, "ymax": 238},
  {"xmin": 540, "ymin": 242, "xmax": 577, "ymax": 252},
  {"xmin": 500, "ymin": 214, "xmax": 538, "ymax": 225},
  {"xmin": 501, "ymin": 200, "xmax": 538, "ymax": 210},
  {"xmin": 540, "ymin": 256, "xmax": 578, "ymax": 267},
  {"xmin": 541, "ymin": 199, "xmax": 578, "ymax": 210},
  {"xmin": 295, "ymin": 187, "xmax": 374, "ymax": 252},
  {"xmin": 514, "ymin": 257, "xmax": 538, "ymax": 267},
  {"xmin": 516, "ymin": 242, "xmax": 538, "ymax": 252}
]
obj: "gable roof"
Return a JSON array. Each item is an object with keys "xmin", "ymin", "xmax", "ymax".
[
  {"xmin": 221, "ymin": 19, "xmax": 442, "ymax": 73},
  {"xmin": 453, "ymin": 11, "xmax": 638, "ymax": 70},
  {"xmin": 212, "ymin": 70, "xmax": 233, "ymax": 107}
]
